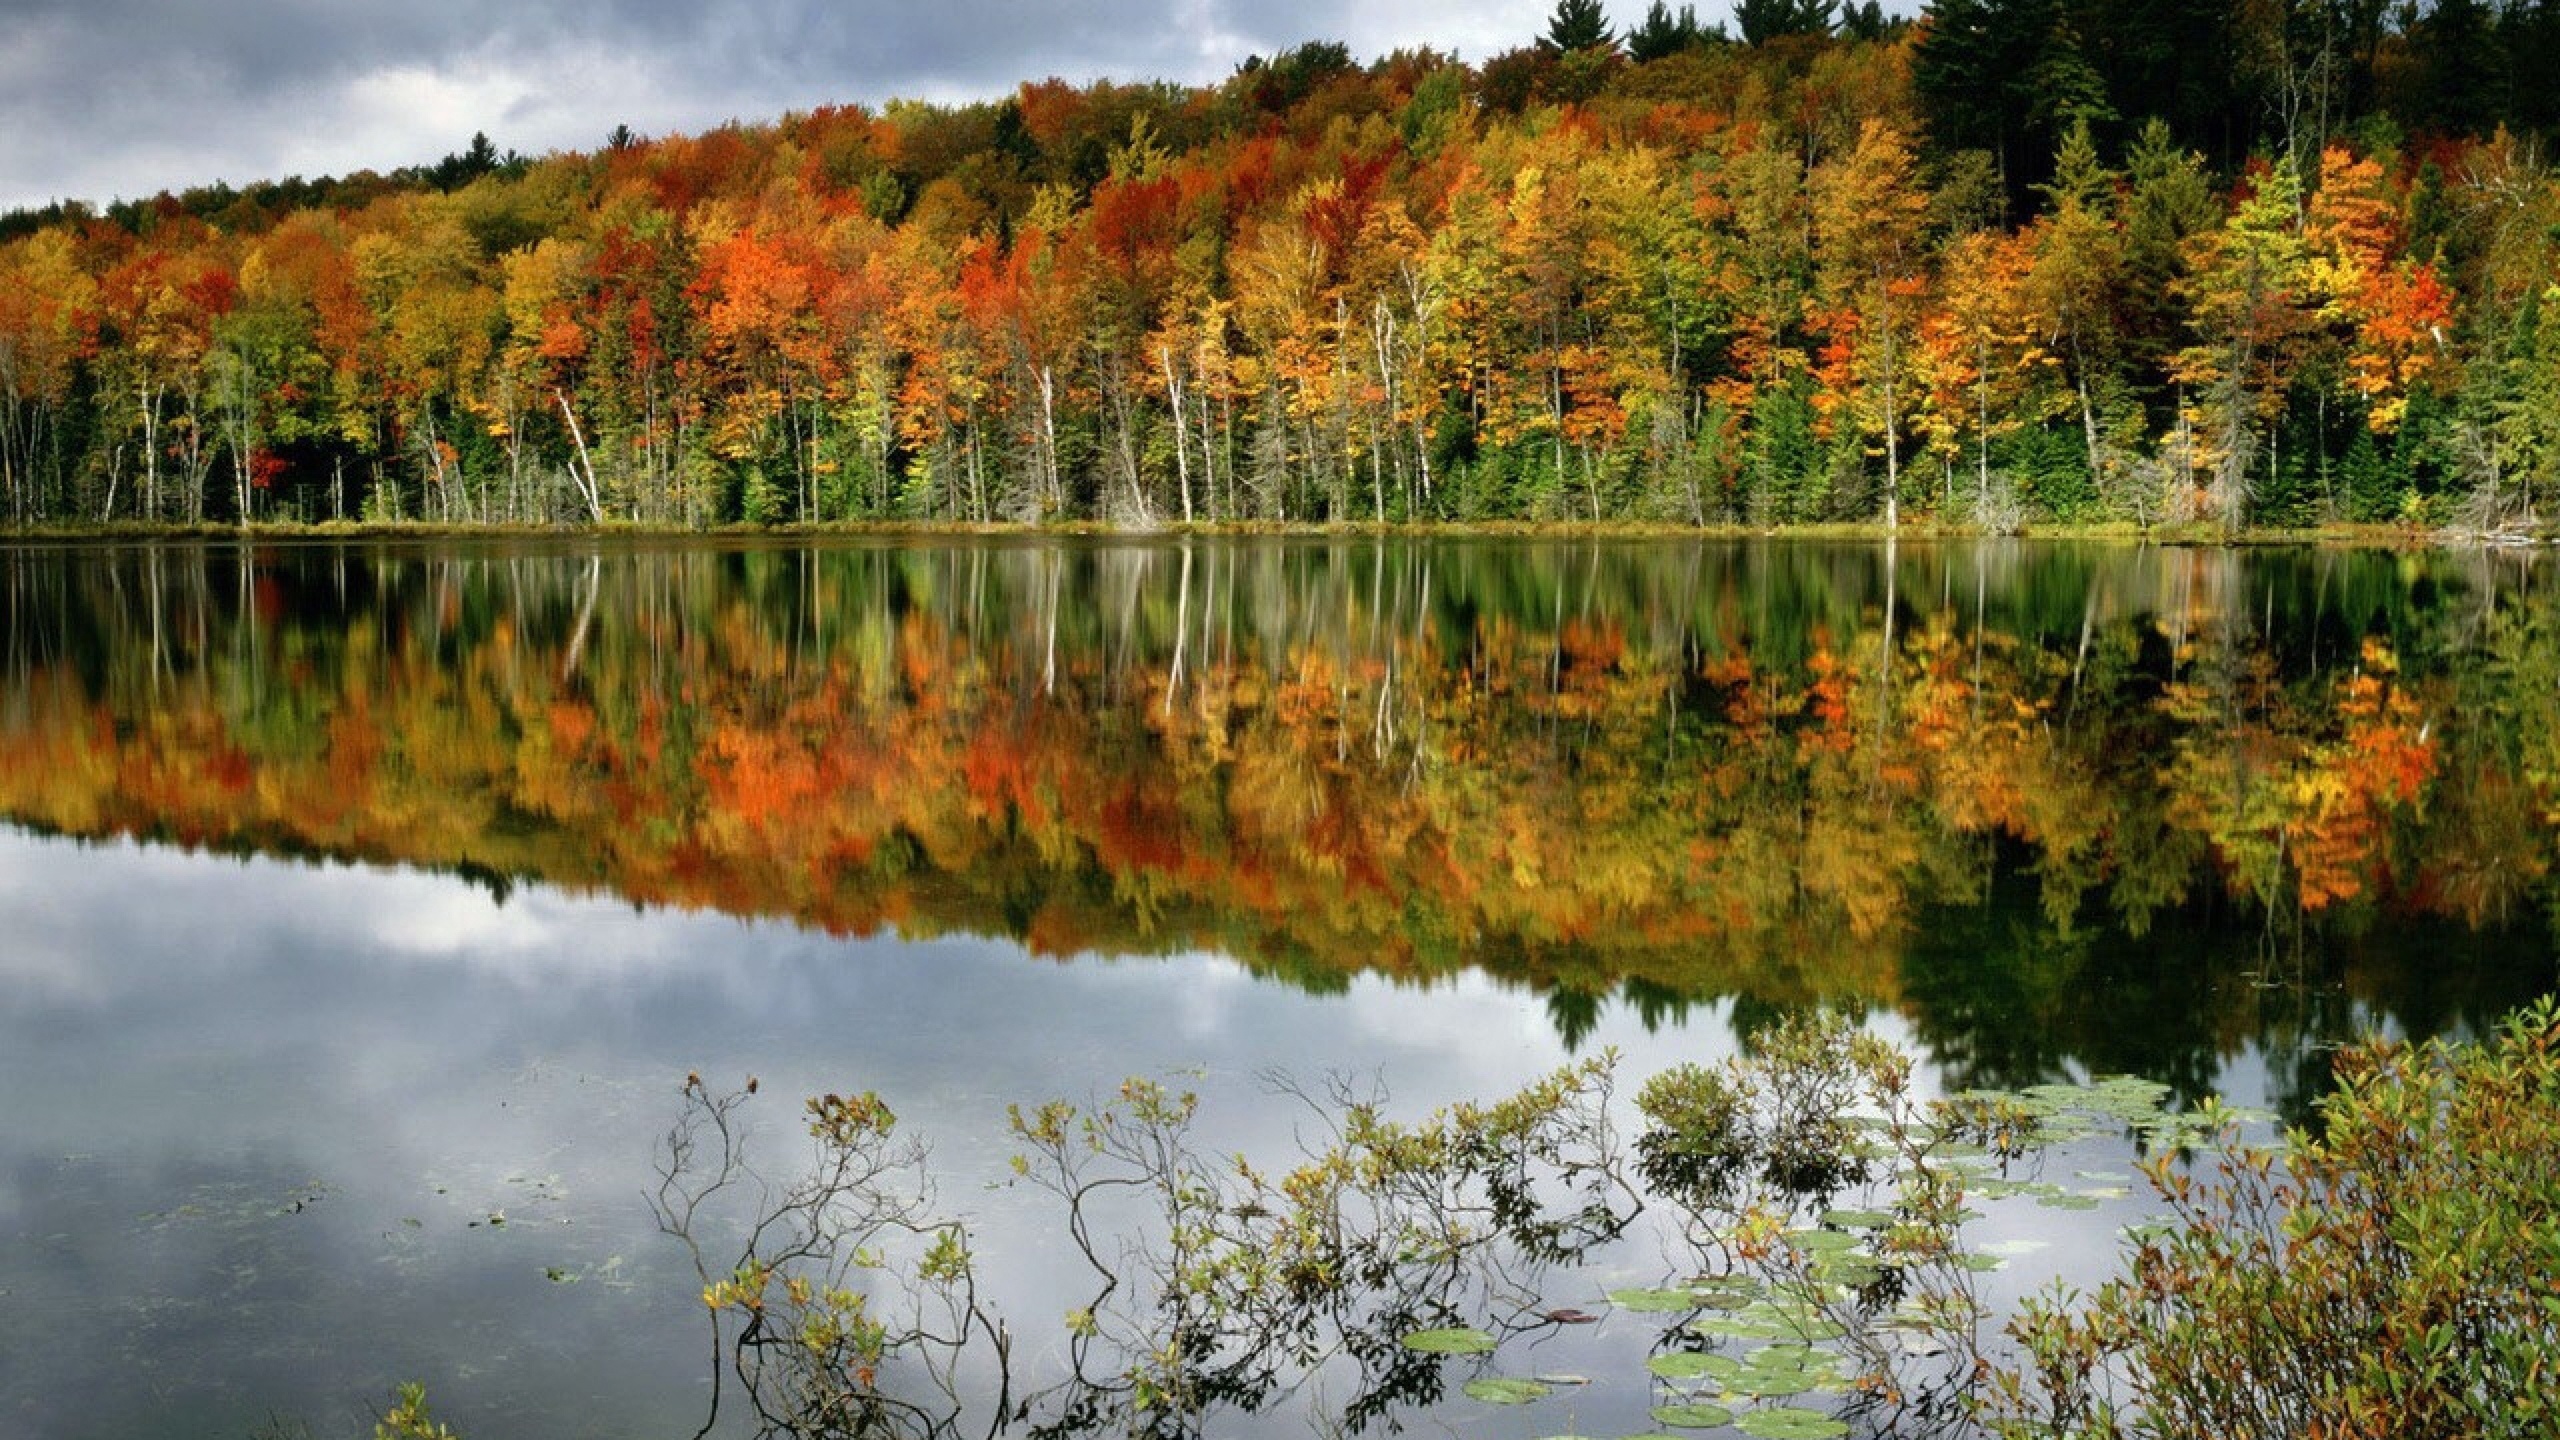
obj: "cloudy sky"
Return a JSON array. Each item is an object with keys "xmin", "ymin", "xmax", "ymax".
[{"xmin": 0, "ymin": 0, "xmax": 1701, "ymax": 214}]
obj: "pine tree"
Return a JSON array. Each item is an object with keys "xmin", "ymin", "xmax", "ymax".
[
  {"xmin": 1628, "ymin": 1, "xmax": 1712, "ymax": 60},
  {"xmin": 1544, "ymin": 0, "xmax": 1615, "ymax": 53},
  {"xmin": 1735, "ymin": 0, "xmax": 1835, "ymax": 46}
]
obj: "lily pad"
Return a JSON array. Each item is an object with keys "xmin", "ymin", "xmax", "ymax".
[
  {"xmin": 1465, "ymin": 1377, "xmax": 1552, "ymax": 1405},
  {"xmin": 1819, "ymin": 1207, "xmax": 1893, "ymax": 1229},
  {"xmin": 1611, "ymin": 1287, "xmax": 1707, "ymax": 1313},
  {"xmin": 1400, "ymin": 1326, "xmax": 1496, "ymax": 1354},
  {"xmin": 1736, "ymin": 1407, "xmax": 1851, "ymax": 1439},
  {"xmin": 1811, "ymin": 1252, "xmax": 1886, "ymax": 1287},
  {"xmin": 1650, "ymin": 1402, "xmax": 1737, "ymax": 1429},
  {"xmin": 1730, "ymin": 1367, "xmax": 1829, "ymax": 1398},
  {"xmin": 1648, "ymin": 1350, "xmax": 1743, "ymax": 1382},
  {"xmin": 1691, "ymin": 1300, "xmax": 1849, "ymax": 1343}
]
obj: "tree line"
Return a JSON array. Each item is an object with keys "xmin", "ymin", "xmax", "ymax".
[{"xmin": 2, "ymin": 0, "xmax": 2557, "ymax": 531}]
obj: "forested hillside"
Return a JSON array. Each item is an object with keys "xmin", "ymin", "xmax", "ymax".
[{"xmin": 3, "ymin": 0, "xmax": 2557, "ymax": 531}]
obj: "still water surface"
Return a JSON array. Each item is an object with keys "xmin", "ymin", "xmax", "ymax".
[{"xmin": 0, "ymin": 537, "xmax": 2551, "ymax": 1438}]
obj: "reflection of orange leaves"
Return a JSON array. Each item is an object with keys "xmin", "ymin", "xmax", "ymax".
[
  {"xmin": 1097, "ymin": 786, "xmax": 1185, "ymax": 875},
  {"xmin": 206, "ymin": 745, "xmax": 254, "ymax": 794},
  {"xmin": 1559, "ymin": 618, "xmax": 1623, "ymax": 672},
  {"xmin": 1798, "ymin": 647, "xmax": 1855, "ymax": 754},
  {"xmin": 708, "ymin": 723, "xmax": 822, "ymax": 829},
  {"xmin": 548, "ymin": 701, "xmax": 595, "ymax": 754},
  {"xmin": 2285, "ymin": 642, "xmax": 2436, "ymax": 910},
  {"xmin": 1698, "ymin": 652, "xmax": 1764, "ymax": 735},
  {"xmin": 961, "ymin": 731, "xmax": 1043, "ymax": 825}
]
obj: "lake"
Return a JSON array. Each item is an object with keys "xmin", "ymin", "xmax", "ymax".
[{"xmin": 0, "ymin": 536, "xmax": 2551, "ymax": 1439}]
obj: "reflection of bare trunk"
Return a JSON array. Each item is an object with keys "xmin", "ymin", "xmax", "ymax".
[
  {"xmin": 1165, "ymin": 542, "xmax": 1192, "ymax": 715},
  {"xmin": 562, "ymin": 554, "xmax": 600, "ymax": 685},
  {"xmin": 1042, "ymin": 549, "xmax": 1060, "ymax": 696},
  {"xmin": 1875, "ymin": 534, "xmax": 1898, "ymax": 767}
]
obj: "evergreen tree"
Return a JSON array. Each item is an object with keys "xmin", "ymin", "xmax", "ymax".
[
  {"xmin": 2406, "ymin": 0, "xmax": 2503, "ymax": 135},
  {"xmin": 1839, "ymin": 1, "xmax": 1896, "ymax": 40},
  {"xmin": 1735, "ymin": 0, "xmax": 1836, "ymax": 46},
  {"xmin": 1628, "ymin": 1, "xmax": 1712, "ymax": 59},
  {"xmin": 1544, "ymin": 0, "xmax": 1615, "ymax": 52}
]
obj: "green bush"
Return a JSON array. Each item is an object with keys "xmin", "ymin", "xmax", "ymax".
[{"xmin": 1991, "ymin": 997, "xmax": 2560, "ymax": 1440}]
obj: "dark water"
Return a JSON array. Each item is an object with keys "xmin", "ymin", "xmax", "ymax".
[{"xmin": 0, "ymin": 536, "xmax": 2551, "ymax": 1438}]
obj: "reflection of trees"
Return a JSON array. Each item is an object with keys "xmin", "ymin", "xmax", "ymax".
[{"xmin": 0, "ymin": 539, "xmax": 2551, "ymax": 1080}]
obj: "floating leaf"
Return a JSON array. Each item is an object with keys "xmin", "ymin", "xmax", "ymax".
[
  {"xmin": 1783, "ymin": 1228, "xmax": 1857, "ymax": 1254},
  {"xmin": 1811, "ymin": 1252, "xmax": 1886, "ymax": 1287},
  {"xmin": 1650, "ymin": 1402, "xmax": 1736, "ymax": 1429},
  {"xmin": 1647, "ymin": 1351, "xmax": 1741, "ymax": 1382},
  {"xmin": 1465, "ymin": 1377, "xmax": 1551, "ymax": 1405},
  {"xmin": 1819, "ymin": 1208, "xmax": 1893, "ymax": 1229},
  {"xmin": 1400, "ymin": 1326, "xmax": 1496, "ymax": 1354},
  {"xmin": 1689, "ymin": 1313, "xmax": 1793, "ymax": 1340},
  {"xmin": 1690, "ymin": 1303, "xmax": 1848, "ymax": 1341},
  {"xmin": 1745, "ymin": 1343, "xmax": 1832, "ymax": 1368},
  {"xmin": 1736, "ymin": 1407, "xmax": 1850, "ymax": 1439},
  {"xmin": 1610, "ymin": 1287, "xmax": 1694, "ymax": 1312},
  {"xmin": 1730, "ymin": 1367, "xmax": 1824, "ymax": 1398}
]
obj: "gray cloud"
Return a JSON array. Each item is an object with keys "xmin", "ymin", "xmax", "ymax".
[{"xmin": 0, "ymin": 0, "xmax": 1598, "ymax": 212}]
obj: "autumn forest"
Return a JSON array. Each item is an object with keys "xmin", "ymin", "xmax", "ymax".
[{"xmin": 3, "ymin": 0, "xmax": 2559, "ymax": 536}]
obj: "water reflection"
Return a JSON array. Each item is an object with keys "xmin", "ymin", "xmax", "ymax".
[
  {"xmin": 0, "ymin": 824, "xmax": 1780, "ymax": 1439},
  {"xmin": 1, "ymin": 537, "xmax": 2548, "ymax": 1092},
  {"xmin": 2, "ymin": 534, "xmax": 2553, "ymax": 1437}
]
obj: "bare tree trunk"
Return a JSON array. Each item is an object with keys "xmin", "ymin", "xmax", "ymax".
[
  {"xmin": 1160, "ymin": 346, "xmax": 1194, "ymax": 524},
  {"xmin": 554, "ymin": 389, "xmax": 605, "ymax": 523}
]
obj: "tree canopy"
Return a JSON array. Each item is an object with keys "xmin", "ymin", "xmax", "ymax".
[{"xmin": 0, "ymin": 2, "xmax": 2555, "ymax": 534}]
